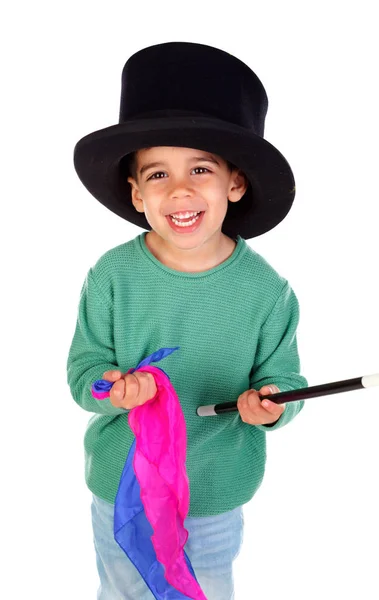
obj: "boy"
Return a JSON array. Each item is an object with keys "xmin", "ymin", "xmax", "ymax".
[{"xmin": 67, "ymin": 41, "xmax": 307, "ymax": 599}]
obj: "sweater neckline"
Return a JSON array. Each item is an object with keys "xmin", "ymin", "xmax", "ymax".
[{"xmin": 137, "ymin": 232, "xmax": 246, "ymax": 278}]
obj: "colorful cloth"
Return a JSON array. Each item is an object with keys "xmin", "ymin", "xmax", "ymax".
[{"xmin": 91, "ymin": 348, "xmax": 207, "ymax": 599}]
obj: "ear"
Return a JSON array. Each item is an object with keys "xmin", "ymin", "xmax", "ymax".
[
  {"xmin": 227, "ymin": 170, "xmax": 248, "ymax": 204},
  {"xmin": 127, "ymin": 177, "xmax": 145, "ymax": 213}
]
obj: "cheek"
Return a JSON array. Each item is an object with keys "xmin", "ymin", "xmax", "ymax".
[
  {"xmin": 142, "ymin": 204, "xmax": 155, "ymax": 221},
  {"xmin": 140, "ymin": 197, "xmax": 164, "ymax": 222},
  {"xmin": 209, "ymin": 180, "xmax": 230, "ymax": 199}
]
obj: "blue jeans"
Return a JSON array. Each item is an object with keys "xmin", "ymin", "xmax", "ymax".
[{"xmin": 91, "ymin": 494, "xmax": 244, "ymax": 599}]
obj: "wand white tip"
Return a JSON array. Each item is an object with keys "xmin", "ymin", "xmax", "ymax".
[
  {"xmin": 197, "ymin": 404, "xmax": 217, "ymax": 416},
  {"xmin": 361, "ymin": 374, "xmax": 379, "ymax": 388}
]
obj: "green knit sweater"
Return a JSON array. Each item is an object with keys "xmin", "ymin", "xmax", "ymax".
[{"xmin": 66, "ymin": 233, "xmax": 307, "ymax": 516}]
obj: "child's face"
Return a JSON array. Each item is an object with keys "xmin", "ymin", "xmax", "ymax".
[{"xmin": 127, "ymin": 146, "xmax": 247, "ymax": 255}]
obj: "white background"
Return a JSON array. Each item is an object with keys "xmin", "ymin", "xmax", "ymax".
[{"xmin": 2, "ymin": 1, "xmax": 378, "ymax": 598}]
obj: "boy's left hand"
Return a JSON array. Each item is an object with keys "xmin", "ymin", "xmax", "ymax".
[{"xmin": 237, "ymin": 385, "xmax": 285, "ymax": 425}]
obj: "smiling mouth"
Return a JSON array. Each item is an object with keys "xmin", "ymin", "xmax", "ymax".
[{"xmin": 168, "ymin": 211, "xmax": 203, "ymax": 226}]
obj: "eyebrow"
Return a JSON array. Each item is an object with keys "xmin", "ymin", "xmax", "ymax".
[{"xmin": 139, "ymin": 156, "xmax": 220, "ymax": 177}]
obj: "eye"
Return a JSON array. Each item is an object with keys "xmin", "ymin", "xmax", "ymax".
[
  {"xmin": 148, "ymin": 171, "xmax": 167, "ymax": 180},
  {"xmin": 147, "ymin": 166, "xmax": 210, "ymax": 181},
  {"xmin": 193, "ymin": 167, "xmax": 210, "ymax": 175}
]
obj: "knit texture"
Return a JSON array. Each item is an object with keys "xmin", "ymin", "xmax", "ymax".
[{"xmin": 66, "ymin": 233, "xmax": 307, "ymax": 516}]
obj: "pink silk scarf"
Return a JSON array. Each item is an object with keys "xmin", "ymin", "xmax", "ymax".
[{"xmin": 92, "ymin": 348, "xmax": 207, "ymax": 599}]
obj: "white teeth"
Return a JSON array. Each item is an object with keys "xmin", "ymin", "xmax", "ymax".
[
  {"xmin": 170, "ymin": 213, "xmax": 201, "ymax": 227},
  {"xmin": 170, "ymin": 211, "xmax": 200, "ymax": 219}
]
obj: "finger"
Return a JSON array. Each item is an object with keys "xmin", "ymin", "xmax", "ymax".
[
  {"xmin": 261, "ymin": 398, "xmax": 284, "ymax": 414},
  {"xmin": 134, "ymin": 372, "xmax": 148, "ymax": 403},
  {"xmin": 261, "ymin": 393, "xmax": 286, "ymax": 421},
  {"xmin": 258, "ymin": 385, "xmax": 283, "ymax": 414},
  {"xmin": 135, "ymin": 372, "xmax": 157, "ymax": 403},
  {"xmin": 124, "ymin": 373, "xmax": 140, "ymax": 402},
  {"xmin": 103, "ymin": 370, "xmax": 122, "ymax": 381},
  {"xmin": 240, "ymin": 390, "xmax": 269, "ymax": 421},
  {"xmin": 259, "ymin": 384, "xmax": 280, "ymax": 397},
  {"xmin": 110, "ymin": 378, "xmax": 125, "ymax": 406},
  {"xmin": 247, "ymin": 390, "xmax": 284, "ymax": 419},
  {"xmin": 145, "ymin": 372, "xmax": 157, "ymax": 398},
  {"xmin": 246, "ymin": 389, "xmax": 266, "ymax": 410},
  {"xmin": 237, "ymin": 395, "xmax": 268, "ymax": 425},
  {"xmin": 238, "ymin": 391, "xmax": 284, "ymax": 424}
]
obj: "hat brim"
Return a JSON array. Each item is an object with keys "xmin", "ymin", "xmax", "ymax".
[{"xmin": 73, "ymin": 116, "xmax": 295, "ymax": 239}]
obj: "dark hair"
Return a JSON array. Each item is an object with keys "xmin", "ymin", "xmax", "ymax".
[{"xmin": 124, "ymin": 150, "xmax": 238, "ymax": 182}]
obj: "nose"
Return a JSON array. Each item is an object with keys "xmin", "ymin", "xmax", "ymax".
[{"xmin": 168, "ymin": 173, "xmax": 195, "ymax": 198}]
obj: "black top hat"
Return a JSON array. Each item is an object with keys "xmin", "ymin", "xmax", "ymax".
[{"xmin": 73, "ymin": 41, "xmax": 296, "ymax": 239}]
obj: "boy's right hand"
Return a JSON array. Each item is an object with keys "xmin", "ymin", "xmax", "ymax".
[{"xmin": 102, "ymin": 370, "xmax": 158, "ymax": 410}]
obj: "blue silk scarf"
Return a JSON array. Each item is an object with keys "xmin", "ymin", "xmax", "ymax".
[{"xmin": 92, "ymin": 348, "xmax": 207, "ymax": 599}]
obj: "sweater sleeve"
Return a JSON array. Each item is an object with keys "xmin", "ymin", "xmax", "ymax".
[
  {"xmin": 250, "ymin": 281, "xmax": 307, "ymax": 432},
  {"xmin": 66, "ymin": 268, "xmax": 128, "ymax": 416}
]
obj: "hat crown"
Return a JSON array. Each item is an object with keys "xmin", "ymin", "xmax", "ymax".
[{"xmin": 119, "ymin": 42, "xmax": 268, "ymax": 136}]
